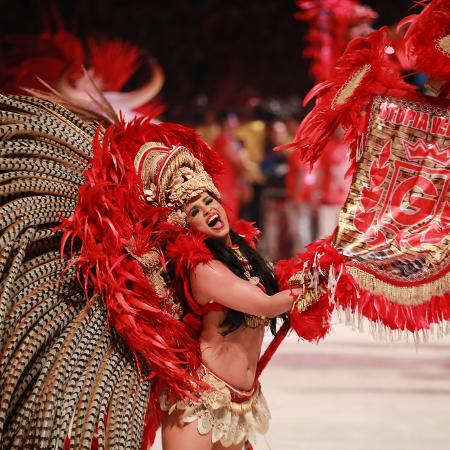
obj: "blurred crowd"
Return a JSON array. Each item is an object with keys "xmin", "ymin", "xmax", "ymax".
[{"xmin": 193, "ymin": 105, "xmax": 352, "ymax": 260}]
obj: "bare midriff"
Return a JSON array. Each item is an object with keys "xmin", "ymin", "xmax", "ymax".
[{"xmin": 199, "ymin": 310, "xmax": 265, "ymax": 391}]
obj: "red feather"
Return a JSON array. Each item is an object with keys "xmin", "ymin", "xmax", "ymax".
[
  {"xmin": 0, "ymin": 32, "xmax": 83, "ymax": 94},
  {"xmin": 290, "ymin": 294, "xmax": 334, "ymax": 342},
  {"xmin": 280, "ymin": 27, "xmax": 415, "ymax": 174},
  {"xmin": 277, "ymin": 233, "xmax": 450, "ymax": 339},
  {"xmin": 296, "ymin": 0, "xmax": 378, "ymax": 82},
  {"xmin": 274, "ymin": 257, "xmax": 302, "ymax": 289},
  {"xmin": 275, "ymin": 237, "xmax": 344, "ymax": 342},
  {"xmin": 60, "ymin": 119, "xmax": 225, "ymax": 400},
  {"xmin": 0, "ymin": 32, "xmax": 166, "ymax": 119},
  {"xmin": 165, "ymin": 232, "xmax": 212, "ymax": 315},
  {"xmin": 233, "ymin": 220, "xmax": 261, "ymax": 249},
  {"xmin": 302, "ymin": 80, "xmax": 334, "ymax": 106},
  {"xmin": 87, "ymin": 39, "xmax": 142, "ymax": 91},
  {"xmin": 401, "ymin": 0, "xmax": 450, "ymax": 83},
  {"xmin": 336, "ymin": 270, "xmax": 450, "ymax": 333}
]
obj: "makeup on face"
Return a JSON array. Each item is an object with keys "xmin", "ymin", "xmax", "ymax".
[{"xmin": 184, "ymin": 192, "xmax": 230, "ymax": 241}]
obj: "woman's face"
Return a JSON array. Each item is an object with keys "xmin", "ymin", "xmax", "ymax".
[{"xmin": 183, "ymin": 192, "xmax": 230, "ymax": 242}]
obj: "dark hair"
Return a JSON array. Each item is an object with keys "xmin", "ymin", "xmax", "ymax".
[{"xmin": 204, "ymin": 230, "xmax": 281, "ymax": 335}]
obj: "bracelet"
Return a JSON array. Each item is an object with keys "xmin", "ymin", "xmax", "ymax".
[{"xmin": 296, "ymin": 284, "xmax": 326, "ymax": 314}]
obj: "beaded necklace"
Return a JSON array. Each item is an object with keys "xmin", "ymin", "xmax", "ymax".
[{"xmin": 230, "ymin": 245, "xmax": 270, "ymax": 328}]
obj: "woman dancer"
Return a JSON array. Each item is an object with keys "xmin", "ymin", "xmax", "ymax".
[
  {"xmin": 132, "ymin": 140, "xmax": 300, "ymax": 449},
  {"xmin": 0, "ymin": 97, "xmax": 305, "ymax": 449}
]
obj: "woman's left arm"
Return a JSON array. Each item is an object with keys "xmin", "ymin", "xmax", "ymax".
[{"xmin": 190, "ymin": 260, "xmax": 299, "ymax": 318}]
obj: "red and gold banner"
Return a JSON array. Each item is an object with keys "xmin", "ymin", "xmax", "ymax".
[
  {"xmin": 282, "ymin": 1, "xmax": 450, "ymax": 340},
  {"xmin": 333, "ymin": 94, "xmax": 450, "ymax": 332},
  {"xmin": 279, "ymin": 94, "xmax": 450, "ymax": 339}
]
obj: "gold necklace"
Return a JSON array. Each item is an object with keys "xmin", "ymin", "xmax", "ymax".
[{"xmin": 230, "ymin": 245, "xmax": 269, "ymax": 328}]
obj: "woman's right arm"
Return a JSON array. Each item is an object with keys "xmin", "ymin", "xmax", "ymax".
[{"xmin": 190, "ymin": 260, "xmax": 299, "ymax": 318}]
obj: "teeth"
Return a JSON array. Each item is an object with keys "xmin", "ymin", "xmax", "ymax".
[{"xmin": 208, "ymin": 213, "xmax": 219, "ymax": 225}]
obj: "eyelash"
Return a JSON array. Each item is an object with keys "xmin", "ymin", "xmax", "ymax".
[{"xmin": 191, "ymin": 197, "xmax": 213, "ymax": 217}]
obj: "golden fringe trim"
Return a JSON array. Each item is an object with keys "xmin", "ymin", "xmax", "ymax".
[
  {"xmin": 289, "ymin": 282, "xmax": 326, "ymax": 313},
  {"xmin": 335, "ymin": 307, "xmax": 450, "ymax": 344},
  {"xmin": 331, "ymin": 64, "xmax": 371, "ymax": 110},
  {"xmin": 160, "ymin": 372, "xmax": 270, "ymax": 447},
  {"xmin": 346, "ymin": 265, "xmax": 450, "ymax": 305}
]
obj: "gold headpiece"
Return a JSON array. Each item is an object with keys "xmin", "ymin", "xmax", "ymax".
[{"xmin": 134, "ymin": 141, "xmax": 221, "ymax": 225}]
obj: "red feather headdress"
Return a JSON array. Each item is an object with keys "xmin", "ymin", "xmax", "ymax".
[
  {"xmin": 60, "ymin": 119, "xmax": 225, "ymax": 399},
  {"xmin": 60, "ymin": 118, "xmax": 265, "ymax": 401}
]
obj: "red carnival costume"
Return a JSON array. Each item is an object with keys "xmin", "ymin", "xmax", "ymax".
[
  {"xmin": 132, "ymin": 137, "xmax": 271, "ymax": 446},
  {"xmin": 0, "ymin": 92, "xmax": 317, "ymax": 447}
]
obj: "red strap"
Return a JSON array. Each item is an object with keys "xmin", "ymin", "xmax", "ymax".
[{"xmin": 254, "ymin": 320, "xmax": 289, "ymax": 385}]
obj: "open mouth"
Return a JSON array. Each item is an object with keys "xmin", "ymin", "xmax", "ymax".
[{"xmin": 207, "ymin": 213, "xmax": 224, "ymax": 230}]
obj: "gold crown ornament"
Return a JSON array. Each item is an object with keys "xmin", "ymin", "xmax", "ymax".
[{"xmin": 134, "ymin": 141, "xmax": 221, "ymax": 226}]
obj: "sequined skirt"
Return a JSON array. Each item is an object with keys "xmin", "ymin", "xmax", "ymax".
[{"xmin": 160, "ymin": 365, "xmax": 270, "ymax": 447}]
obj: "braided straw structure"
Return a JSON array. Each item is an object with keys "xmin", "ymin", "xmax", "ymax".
[{"xmin": 0, "ymin": 95, "xmax": 151, "ymax": 449}]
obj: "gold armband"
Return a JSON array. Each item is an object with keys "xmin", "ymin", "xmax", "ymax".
[{"xmin": 295, "ymin": 284, "xmax": 327, "ymax": 314}]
